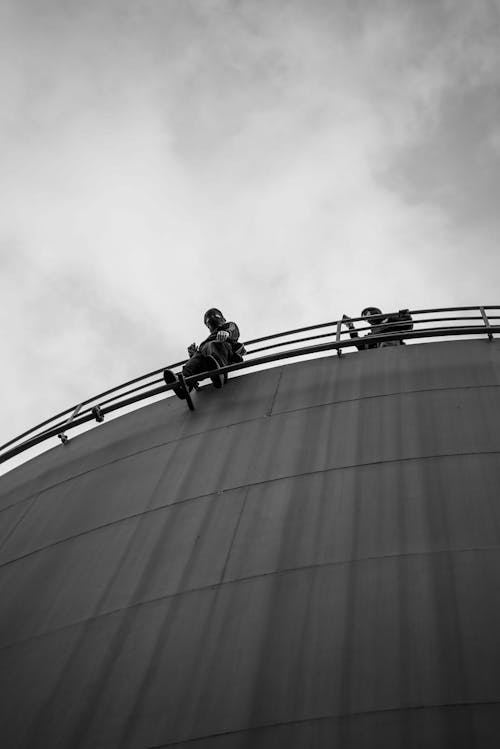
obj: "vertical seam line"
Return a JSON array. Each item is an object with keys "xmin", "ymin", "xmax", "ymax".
[
  {"xmin": 0, "ymin": 492, "xmax": 40, "ymax": 553},
  {"xmin": 219, "ymin": 485, "xmax": 250, "ymax": 584},
  {"xmin": 267, "ymin": 367, "xmax": 284, "ymax": 416}
]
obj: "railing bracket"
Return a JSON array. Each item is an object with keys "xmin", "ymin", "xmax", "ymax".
[
  {"xmin": 92, "ymin": 405, "xmax": 105, "ymax": 423},
  {"xmin": 480, "ymin": 306, "xmax": 494, "ymax": 341}
]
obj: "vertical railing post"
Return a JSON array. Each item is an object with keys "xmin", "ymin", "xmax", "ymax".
[
  {"xmin": 480, "ymin": 306, "xmax": 494, "ymax": 341},
  {"xmin": 336, "ymin": 319, "xmax": 343, "ymax": 356},
  {"xmin": 57, "ymin": 403, "xmax": 83, "ymax": 444}
]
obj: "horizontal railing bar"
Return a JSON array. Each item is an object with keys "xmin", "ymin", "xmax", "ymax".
[
  {"xmin": 95, "ymin": 384, "xmax": 169, "ymax": 416},
  {"xmin": 4, "ymin": 378, "xmax": 175, "ymax": 453},
  {"xmin": 65, "ymin": 315, "xmax": 487, "ymax": 409},
  {"xmin": 248, "ymin": 331, "xmax": 339, "ymax": 354},
  {"xmin": 0, "ymin": 311, "xmax": 405, "ymax": 450},
  {"xmin": 3, "ymin": 306, "xmax": 495, "ymax": 452},
  {"xmin": 0, "ymin": 361, "xmax": 187, "ymax": 452},
  {"xmin": 66, "ymin": 376, "xmax": 168, "ymax": 420},
  {"xmin": 0, "ymin": 415, "xmax": 97, "ymax": 463},
  {"xmin": 184, "ymin": 324, "xmax": 500, "ymax": 383},
  {"xmin": 341, "ymin": 324, "xmax": 499, "ymax": 345},
  {"xmin": 29, "ymin": 320, "xmax": 491, "ymax": 439},
  {"xmin": 330, "ymin": 318, "xmax": 487, "ymax": 339},
  {"xmin": 0, "ymin": 401, "xmax": 88, "ymax": 451},
  {"xmin": 241, "ymin": 307, "xmax": 475, "ymax": 347},
  {"xmin": 1, "ymin": 309, "xmax": 499, "ymax": 464},
  {"xmin": 243, "ymin": 319, "xmax": 340, "ymax": 346},
  {"xmin": 408, "ymin": 305, "xmax": 497, "ymax": 314},
  {"xmin": 246, "ymin": 316, "xmax": 486, "ymax": 355},
  {"xmin": 97, "ymin": 377, "xmax": 166, "ymax": 408},
  {"xmin": 0, "ymin": 383, "xmax": 175, "ymax": 465},
  {"xmin": 333, "ymin": 314, "xmax": 483, "ymax": 335},
  {"xmin": 242, "ymin": 308, "xmax": 493, "ymax": 349},
  {"xmin": 386, "ymin": 315, "xmax": 481, "ymax": 325},
  {"xmin": 71, "ymin": 359, "xmax": 187, "ymax": 409}
]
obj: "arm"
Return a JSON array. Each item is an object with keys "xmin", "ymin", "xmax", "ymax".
[
  {"xmin": 385, "ymin": 309, "xmax": 413, "ymax": 333},
  {"xmin": 216, "ymin": 321, "xmax": 240, "ymax": 342},
  {"xmin": 216, "ymin": 322, "xmax": 246, "ymax": 359},
  {"xmin": 342, "ymin": 314, "xmax": 369, "ymax": 351},
  {"xmin": 226, "ymin": 321, "xmax": 239, "ymax": 341},
  {"xmin": 342, "ymin": 314, "xmax": 358, "ymax": 339}
]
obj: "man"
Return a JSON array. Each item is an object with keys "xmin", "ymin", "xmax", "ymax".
[
  {"xmin": 164, "ymin": 308, "xmax": 245, "ymax": 400},
  {"xmin": 342, "ymin": 307, "xmax": 413, "ymax": 350}
]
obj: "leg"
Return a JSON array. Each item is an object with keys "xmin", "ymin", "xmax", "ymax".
[
  {"xmin": 182, "ymin": 350, "xmax": 212, "ymax": 383},
  {"xmin": 163, "ymin": 369, "xmax": 195, "ymax": 408},
  {"xmin": 201, "ymin": 340, "xmax": 233, "ymax": 366},
  {"xmin": 164, "ymin": 351, "xmax": 208, "ymax": 399},
  {"xmin": 199, "ymin": 341, "xmax": 234, "ymax": 388},
  {"xmin": 182, "ymin": 349, "xmax": 224, "ymax": 389}
]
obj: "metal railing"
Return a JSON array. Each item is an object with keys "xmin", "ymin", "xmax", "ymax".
[{"xmin": 1, "ymin": 305, "xmax": 499, "ymax": 467}]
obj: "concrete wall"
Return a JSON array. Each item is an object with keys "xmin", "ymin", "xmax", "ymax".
[{"xmin": 1, "ymin": 339, "xmax": 500, "ymax": 748}]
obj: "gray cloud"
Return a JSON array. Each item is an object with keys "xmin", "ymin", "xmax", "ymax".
[{"xmin": 382, "ymin": 83, "xmax": 500, "ymax": 231}]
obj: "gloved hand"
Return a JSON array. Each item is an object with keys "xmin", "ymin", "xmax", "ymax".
[
  {"xmin": 187, "ymin": 342, "xmax": 198, "ymax": 356},
  {"xmin": 216, "ymin": 330, "xmax": 230, "ymax": 342}
]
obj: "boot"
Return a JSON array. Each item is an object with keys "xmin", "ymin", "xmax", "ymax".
[
  {"xmin": 163, "ymin": 369, "xmax": 186, "ymax": 400},
  {"xmin": 205, "ymin": 355, "xmax": 224, "ymax": 389}
]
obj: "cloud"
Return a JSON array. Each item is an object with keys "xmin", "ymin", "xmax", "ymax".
[
  {"xmin": 370, "ymin": 0, "xmax": 500, "ymax": 300},
  {"xmin": 1, "ymin": 0, "xmax": 499, "ymax": 452}
]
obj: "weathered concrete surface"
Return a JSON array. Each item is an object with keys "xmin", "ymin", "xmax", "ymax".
[{"xmin": 1, "ymin": 339, "xmax": 500, "ymax": 748}]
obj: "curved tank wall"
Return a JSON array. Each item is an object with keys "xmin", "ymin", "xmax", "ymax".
[{"xmin": 1, "ymin": 339, "xmax": 500, "ymax": 748}]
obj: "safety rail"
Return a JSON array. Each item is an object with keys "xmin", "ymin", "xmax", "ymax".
[{"xmin": 1, "ymin": 305, "xmax": 499, "ymax": 466}]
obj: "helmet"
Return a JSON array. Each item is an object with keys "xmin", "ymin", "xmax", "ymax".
[
  {"xmin": 204, "ymin": 308, "xmax": 225, "ymax": 331},
  {"xmin": 361, "ymin": 307, "xmax": 383, "ymax": 318}
]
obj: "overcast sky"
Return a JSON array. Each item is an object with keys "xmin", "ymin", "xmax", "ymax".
[{"xmin": 1, "ymin": 0, "xmax": 500, "ymax": 454}]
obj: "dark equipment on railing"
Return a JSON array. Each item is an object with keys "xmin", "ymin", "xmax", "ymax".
[{"xmin": 92, "ymin": 405, "xmax": 105, "ymax": 423}]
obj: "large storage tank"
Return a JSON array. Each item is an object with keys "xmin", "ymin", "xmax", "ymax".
[{"xmin": 1, "ymin": 339, "xmax": 500, "ymax": 748}]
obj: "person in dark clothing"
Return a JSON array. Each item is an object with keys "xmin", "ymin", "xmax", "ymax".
[
  {"xmin": 164, "ymin": 308, "xmax": 245, "ymax": 400},
  {"xmin": 342, "ymin": 307, "xmax": 413, "ymax": 350}
]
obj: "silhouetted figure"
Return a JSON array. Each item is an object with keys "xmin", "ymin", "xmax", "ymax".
[
  {"xmin": 342, "ymin": 307, "xmax": 413, "ymax": 350},
  {"xmin": 164, "ymin": 308, "xmax": 245, "ymax": 400}
]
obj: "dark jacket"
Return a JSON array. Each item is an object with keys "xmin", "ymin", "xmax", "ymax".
[{"xmin": 348, "ymin": 310, "xmax": 413, "ymax": 350}]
